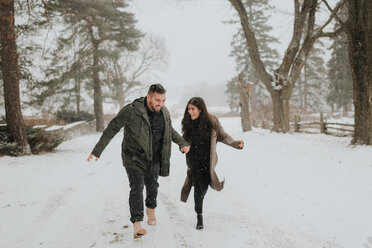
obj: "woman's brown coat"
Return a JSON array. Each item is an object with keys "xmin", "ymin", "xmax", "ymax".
[{"xmin": 180, "ymin": 115, "xmax": 242, "ymax": 202}]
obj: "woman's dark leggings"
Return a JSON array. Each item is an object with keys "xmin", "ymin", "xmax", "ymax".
[{"xmin": 191, "ymin": 170, "xmax": 210, "ymax": 214}]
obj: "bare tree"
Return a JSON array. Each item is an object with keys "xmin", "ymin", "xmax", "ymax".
[
  {"xmin": 0, "ymin": 0, "xmax": 30, "ymax": 154},
  {"xmin": 102, "ymin": 35, "xmax": 168, "ymax": 108},
  {"xmin": 228, "ymin": 0, "xmax": 343, "ymax": 132}
]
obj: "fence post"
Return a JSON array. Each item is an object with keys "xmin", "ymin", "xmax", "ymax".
[
  {"xmin": 320, "ymin": 112, "xmax": 326, "ymax": 133},
  {"xmin": 294, "ymin": 115, "xmax": 300, "ymax": 132}
]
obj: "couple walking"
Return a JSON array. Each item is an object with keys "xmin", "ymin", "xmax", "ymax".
[{"xmin": 87, "ymin": 84, "xmax": 244, "ymax": 238}]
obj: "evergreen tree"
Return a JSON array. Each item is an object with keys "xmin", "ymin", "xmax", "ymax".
[
  {"xmin": 40, "ymin": 0, "xmax": 142, "ymax": 131},
  {"xmin": 326, "ymin": 32, "xmax": 353, "ymax": 114},
  {"xmin": 291, "ymin": 43, "xmax": 327, "ymax": 112},
  {"xmin": 225, "ymin": 76, "xmax": 240, "ymax": 112},
  {"xmin": 30, "ymin": 37, "xmax": 92, "ymax": 113}
]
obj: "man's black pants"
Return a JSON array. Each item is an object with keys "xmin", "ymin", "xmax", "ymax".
[{"xmin": 125, "ymin": 163, "xmax": 159, "ymax": 223}]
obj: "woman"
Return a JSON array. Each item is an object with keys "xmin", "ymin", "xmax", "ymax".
[{"xmin": 180, "ymin": 97, "xmax": 244, "ymax": 230}]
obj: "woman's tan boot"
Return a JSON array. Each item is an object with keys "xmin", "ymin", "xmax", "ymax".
[
  {"xmin": 146, "ymin": 208, "xmax": 157, "ymax": 226},
  {"xmin": 133, "ymin": 221, "xmax": 146, "ymax": 238}
]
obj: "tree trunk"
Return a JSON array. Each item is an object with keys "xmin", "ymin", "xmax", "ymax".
[
  {"xmin": 347, "ymin": 0, "xmax": 372, "ymax": 145},
  {"xmin": 299, "ymin": 73, "xmax": 304, "ymax": 109},
  {"xmin": 250, "ymin": 78, "xmax": 257, "ymax": 113},
  {"xmin": 271, "ymin": 90, "xmax": 285, "ymax": 132},
  {"xmin": 270, "ymin": 90, "xmax": 291, "ymax": 133},
  {"xmin": 0, "ymin": 0, "xmax": 30, "ymax": 153},
  {"xmin": 366, "ymin": 0, "xmax": 372, "ymax": 145},
  {"xmin": 74, "ymin": 54, "xmax": 81, "ymax": 113},
  {"xmin": 368, "ymin": 1, "xmax": 372, "ymax": 145},
  {"xmin": 118, "ymin": 86, "xmax": 125, "ymax": 109},
  {"xmin": 248, "ymin": 63, "xmax": 260, "ymax": 114},
  {"xmin": 238, "ymin": 74, "xmax": 252, "ymax": 132},
  {"xmin": 75, "ymin": 75, "xmax": 80, "ymax": 113},
  {"xmin": 113, "ymin": 62, "xmax": 126, "ymax": 109},
  {"xmin": 239, "ymin": 100, "xmax": 251, "ymax": 132},
  {"xmin": 283, "ymin": 94, "xmax": 291, "ymax": 131},
  {"xmin": 92, "ymin": 44, "xmax": 104, "ymax": 131},
  {"xmin": 303, "ymin": 64, "xmax": 308, "ymax": 109}
]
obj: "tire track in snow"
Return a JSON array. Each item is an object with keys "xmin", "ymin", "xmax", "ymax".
[
  {"xmin": 33, "ymin": 171, "xmax": 96, "ymax": 223},
  {"xmin": 158, "ymin": 191, "xmax": 195, "ymax": 248},
  {"xmin": 33, "ymin": 187, "xmax": 74, "ymax": 223},
  {"xmin": 224, "ymin": 199, "xmax": 283, "ymax": 248},
  {"xmin": 225, "ymin": 199, "xmax": 344, "ymax": 248},
  {"xmin": 14, "ymin": 171, "xmax": 98, "ymax": 247}
]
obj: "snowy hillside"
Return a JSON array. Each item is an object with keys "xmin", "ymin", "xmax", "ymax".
[{"xmin": 1, "ymin": 117, "xmax": 371, "ymax": 248}]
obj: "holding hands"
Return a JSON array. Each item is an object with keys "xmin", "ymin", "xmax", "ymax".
[
  {"xmin": 87, "ymin": 146, "xmax": 190, "ymax": 163},
  {"xmin": 181, "ymin": 145, "xmax": 190, "ymax": 154}
]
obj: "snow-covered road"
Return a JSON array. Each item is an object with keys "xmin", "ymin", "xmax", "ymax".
[{"xmin": 1, "ymin": 117, "xmax": 372, "ymax": 248}]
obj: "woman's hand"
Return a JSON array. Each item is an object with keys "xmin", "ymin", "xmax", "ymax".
[{"xmin": 238, "ymin": 140, "xmax": 244, "ymax": 149}]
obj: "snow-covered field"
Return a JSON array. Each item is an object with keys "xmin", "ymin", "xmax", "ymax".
[{"xmin": 1, "ymin": 117, "xmax": 372, "ymax": 248}]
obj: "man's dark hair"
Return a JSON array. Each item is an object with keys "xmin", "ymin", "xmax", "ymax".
[{"xmin": 148, "ymin": 84, "xmax": 166, "ymax": 95}]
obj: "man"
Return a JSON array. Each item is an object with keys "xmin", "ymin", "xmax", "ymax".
[{"xmin": 87, "ymin": 84, "xmax": 189, "ymax": 238}]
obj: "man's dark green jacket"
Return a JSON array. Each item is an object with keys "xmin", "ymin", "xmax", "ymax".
[{"xmin": 91, "ymin": 97, "xmax": 188, "ymax": 177}]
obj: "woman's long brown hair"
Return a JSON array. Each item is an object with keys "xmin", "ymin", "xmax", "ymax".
[{"xmin": 181, "ymin": 97, "xmax": 213, "ymax": 143}]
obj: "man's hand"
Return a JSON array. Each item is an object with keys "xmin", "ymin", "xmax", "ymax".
[
  {"xmin": 180, "ymin": 146, "xmax": 190, "ymax": 154},
  {"xmin": 87, "ymin": 154, "xmax": 99, "ymax": 162}
]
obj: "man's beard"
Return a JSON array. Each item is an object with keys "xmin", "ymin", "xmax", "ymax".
[{"xmin": 150, "ymin": 103, "xmax": 162, "ymax": 112}]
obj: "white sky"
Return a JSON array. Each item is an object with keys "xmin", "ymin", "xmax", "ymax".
[{"xmin": 129, "ymin": 0, "xmax": 295, "ymax": 105}]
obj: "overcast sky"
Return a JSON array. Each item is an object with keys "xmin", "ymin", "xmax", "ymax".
[{"xmin": 129, "ymin": 0, "xmax": 294, "ymax": 106}]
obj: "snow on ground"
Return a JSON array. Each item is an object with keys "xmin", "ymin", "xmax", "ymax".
[{"xmin": 1, "ymin": 117, "xmax": 372, "ymax": 248}]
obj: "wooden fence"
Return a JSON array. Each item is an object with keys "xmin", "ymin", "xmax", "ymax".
[{"xmin": 293, "ymin": 113, "xmax": 354, "ymax": 137}]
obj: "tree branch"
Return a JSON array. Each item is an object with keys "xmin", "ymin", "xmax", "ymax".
[
  {"xmin": 314, "ymin": 26, "xmax": 344, "ymax": 38},
  {"xmin": 321, "ymin": 0, "xmax": 347, "ymax": 32},
  {"xmin": 317, "ymin": 1, "xmax": 345, "ymax": 32},
  {"xmin": 228, "ymin": 0, "xmax": 273, "ymax": 90},
  {"xmin": 278, "ymin": 0, "xmax": 317, "ymax": 75}
]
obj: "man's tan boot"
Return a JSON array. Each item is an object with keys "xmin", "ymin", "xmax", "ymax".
[
  {"xmin": 133, "ymin": 221, "xmax": 146, "ymax": 238},
  {"xmin": 146, "ymin": 208, "xmax": 157, "ymax": 226}
]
